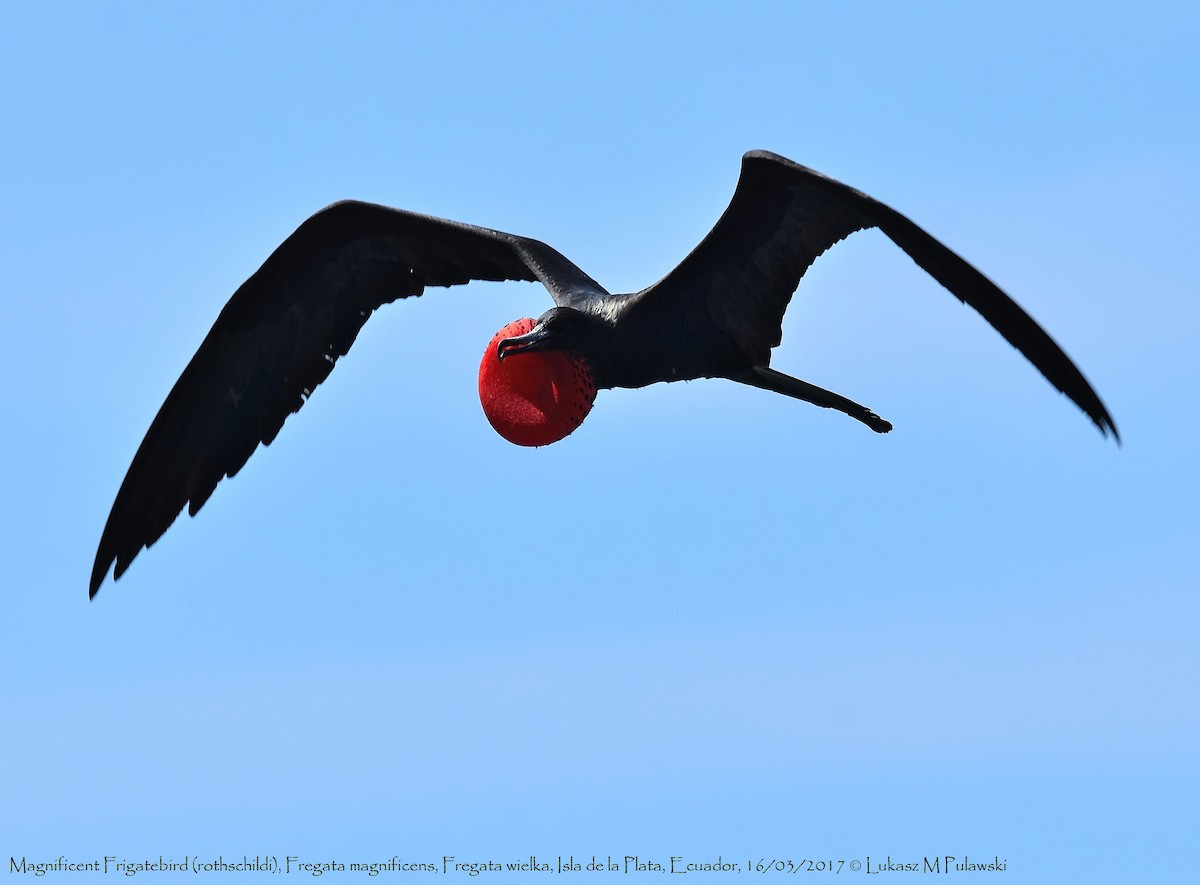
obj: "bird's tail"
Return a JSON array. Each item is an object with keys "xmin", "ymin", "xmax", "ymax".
[{"xmin": 734, "ymin": 367, "xmax": 893, "ymax": 433}]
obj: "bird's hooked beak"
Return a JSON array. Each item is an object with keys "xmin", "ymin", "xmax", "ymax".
[{"xmin": 496, "ymin": 322, "xmax": 554, "ymax": 361}]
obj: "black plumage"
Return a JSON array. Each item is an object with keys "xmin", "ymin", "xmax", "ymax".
[{"xmin": 90, "ymin": 151, "xmax": 1116, "ymax": 597}]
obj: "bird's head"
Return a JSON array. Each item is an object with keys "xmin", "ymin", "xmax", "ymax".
[{"xmin": 478, "ymin": 308, "xmax": 599, "ymax": 447}]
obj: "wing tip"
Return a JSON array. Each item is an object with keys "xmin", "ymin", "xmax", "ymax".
[
  {"xmin": 88, "ymin": 558, "xmax": 109, "ymax": 599},
  {"xmin": 1095, "ymin": 411, "xmax": 1121, "ymax": 446},
  {"xmin": 89, "ymin": 543, "xmax": 140, "ymax": 599}
]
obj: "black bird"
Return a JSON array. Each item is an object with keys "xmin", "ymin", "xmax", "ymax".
[{"xmin": 90, "ymin": 150, "xmax": 1117, "ymax": 597}]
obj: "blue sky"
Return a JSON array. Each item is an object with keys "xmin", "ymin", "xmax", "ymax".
[{"xmin": 2, "ymin": 2, "xmax": 1196, "ymax": 882}]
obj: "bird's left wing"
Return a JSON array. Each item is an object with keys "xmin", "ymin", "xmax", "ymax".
[
  {"xmin": 626, "ymin": 151, "xmax": 1117, "ymax": 439},
  {"xmin": 90, "ymin": 201, "xmax": 606, "ymax": 597}
]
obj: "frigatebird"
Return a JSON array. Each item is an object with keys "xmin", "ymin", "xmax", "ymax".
[{"xmin": 89, "ymin": 150, "xmax": 1117, "ymax": 597}]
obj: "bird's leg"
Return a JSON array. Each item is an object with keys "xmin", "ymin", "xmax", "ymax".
[{"xmin": 734, "ymin": 367, "xmax": 893, "ymax": 433}]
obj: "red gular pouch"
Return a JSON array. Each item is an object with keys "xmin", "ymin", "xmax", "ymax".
[{"xmin": 478, "ymin": 318, "xmax": 597, "ymax": 447}]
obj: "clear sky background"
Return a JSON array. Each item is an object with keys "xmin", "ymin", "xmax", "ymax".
[{"xmin": 2, "ymin": 2, "xmax": 1196, "ymax": 882}]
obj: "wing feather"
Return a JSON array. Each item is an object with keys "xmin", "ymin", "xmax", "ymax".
[
  {"xmin": 90, "ymin": 201, "xmax": 606, "ymax": 596},
  {"xmin": 630, "ymin": 151, "xmax": 1117, "ymax": 438}
]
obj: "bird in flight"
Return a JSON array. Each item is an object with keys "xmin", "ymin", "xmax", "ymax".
[{"xmin": 90, "ymin": 150, "xmax": 1117, "ymax": 598}]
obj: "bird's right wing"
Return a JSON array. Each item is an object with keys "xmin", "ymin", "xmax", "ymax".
[
  {"xmin": 90, "ymin": 201, "xmax": 607, "ymax": 597},
  {"xmin": 629, "ymin": 151, "xmax": 1118, "ymax": 440}
]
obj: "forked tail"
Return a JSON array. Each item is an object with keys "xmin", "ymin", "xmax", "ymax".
[{"xmin": 735, "ymin": 367, "xmax": 893, "ymax": 433}]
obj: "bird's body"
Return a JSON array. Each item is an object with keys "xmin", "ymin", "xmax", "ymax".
[{"xmin": 90, "ymin": 151, "xmax": 1117, "ymax": 598}]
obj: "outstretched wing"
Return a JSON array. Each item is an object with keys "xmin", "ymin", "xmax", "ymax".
[
  {"xmin": 90, "ymin": 201, "xmax": 608, "ymax": 597},
  {"xmin": 628, "ymin": 150, "xmax": 1118, "ymax": 439}
]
